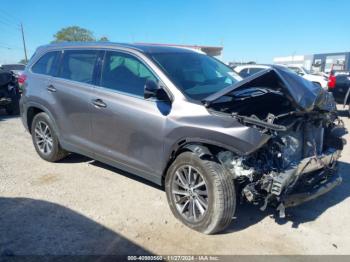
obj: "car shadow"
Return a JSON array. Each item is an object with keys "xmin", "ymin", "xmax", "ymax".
[
  {"xmin": 0, "ymin": 197, "xmax": 152, "ymax": 256},
  {"xmin": 224, "ymin": 161, "xmax": 350, "ymax": 233},
  {"xmin": 57, "ymin": 153, "xmax": 92, "ymax": 164},
  {"xmin": 58, "ymin": 153, "xmax": 350, "ymax": 234},
  {"xmin": 90, "ymin": 160, "xmax": 164, "ymax": 191},
  {"xmin": 0, "ymin": 109, "xmax": 19, "ymax": 121},
  {"xmin": 337, "ymin": 108, "xmax": 349, "ymax": 118}
]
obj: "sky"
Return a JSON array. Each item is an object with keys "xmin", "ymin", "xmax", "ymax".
[{"xmin": 0, "ymin": 0, "xmax": 349, "ymax": 64}]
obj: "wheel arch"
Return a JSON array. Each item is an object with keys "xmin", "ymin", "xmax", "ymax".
[
  {"xmin": 26, "ymin": 103, "xmax": 60, "ymax": 138},
  {"xmin": 161, "ymin": 139, "xmax": 235, "ymax": 187}
]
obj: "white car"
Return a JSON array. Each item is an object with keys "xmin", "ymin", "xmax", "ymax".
[
  {"xmin": 285, "ymin": 65, "xmax": 328, "ymax": 89},
  {"xmin": 233, "ymin": 64, "xmax": 271, "ymax": 78},
  {"xmin": 233, "ymin": 64, "xmax": 328, "ymax": 89}
]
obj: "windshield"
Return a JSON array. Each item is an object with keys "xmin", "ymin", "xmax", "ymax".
[{"xmin": 150, "ymin": 52, "xmax": 241, "ymax": 100}]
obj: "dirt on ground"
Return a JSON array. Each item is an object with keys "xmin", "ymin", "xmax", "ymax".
[{"xmin": 0, "ymin": 107, "xmax": 350, "ymax": 255}]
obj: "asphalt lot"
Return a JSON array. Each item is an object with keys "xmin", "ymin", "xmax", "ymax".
[{"xmin": 0, "ymin": 107, "xmax": 350, "ymax": 255}]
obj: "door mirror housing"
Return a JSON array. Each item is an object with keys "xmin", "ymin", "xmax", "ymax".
[{"xmin": 144, "ymin": 79, "xmax": 169, "ymax": 100}]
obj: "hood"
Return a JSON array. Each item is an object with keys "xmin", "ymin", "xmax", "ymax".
[{"xmin": 203, "ymin": 65, "xmax": 335, "ymax": 112}]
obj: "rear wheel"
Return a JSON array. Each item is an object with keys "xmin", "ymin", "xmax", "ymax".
[
  {"xmin": 165, "ymin": 151, "xmax": 236, "ymax": 234},
  {"xmin": 31, "ymin": 112, "xmax": 68, "ymax": 162}
]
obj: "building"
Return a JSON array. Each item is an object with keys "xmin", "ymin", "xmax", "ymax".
[{"xmin": 273, "ymin": 51, "xmax": 350, "ymax": 73}]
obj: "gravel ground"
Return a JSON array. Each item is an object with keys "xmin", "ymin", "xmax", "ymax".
[{"xmin": 0, "ymin": 107, "xmax": 350, "ymax": 256}]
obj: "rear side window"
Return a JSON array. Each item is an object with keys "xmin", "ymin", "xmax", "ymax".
[
  {"xmin": 100, "ymin": 51, "xmax": 157, "ymax": 97},
  {"xmin": 31, "ymin": 51, "xmax": 60, "ymax": 76},
  {"xmin": 59, "ymin": 50, "xmax": 99, "ymax": 84}
]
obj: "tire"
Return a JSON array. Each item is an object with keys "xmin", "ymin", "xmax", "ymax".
[
  {"xmin": 5, "ymin": 87, "xmax": 20, "ymax": 115},
  {"xmin": 31, "ymin": 112, "xmax": 68, "ymax": 162},
  {"xmin": 165, "ymin": 151, "xmax": 236, "ymax": 234}
]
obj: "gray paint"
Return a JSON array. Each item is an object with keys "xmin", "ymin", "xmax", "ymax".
[{"xmin": 20, "ymin": 42, "xmax": 271, "ymax": 185}]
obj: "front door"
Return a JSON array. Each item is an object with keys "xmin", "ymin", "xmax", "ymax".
[{"xmin": 90, "ymin": 51, "xmax": 170, "ymax": 180}]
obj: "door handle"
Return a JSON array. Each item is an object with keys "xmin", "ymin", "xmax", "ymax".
[
  {"xmin": 47, "ymin": 85, "xmax": 56, "ymax": 92},
  {"xmin": 92, "ymin": 98, "xmax": 107, "ymax": 108}
]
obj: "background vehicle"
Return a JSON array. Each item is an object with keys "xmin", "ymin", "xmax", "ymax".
[
  {"xmin": 328, "ymin": 71, "xmax": 350, "ymax": 101},
  {"xmin": 20, "ymin": 43, "xmax": 345, "ymax": 234},
  {"xmin": 233, "ymin": 64, "xmax": 270, "ymax": 78},
  {"xmin": 286, "ymin": 65, "xmax": 328, "ymax": 89},
  {"xmin": 0, "ymin": 68, "xmax": 21, "ymax": 115},
  {"xmin": 0, "ymin": 64, "xmax": 26, "ymax": 77}
]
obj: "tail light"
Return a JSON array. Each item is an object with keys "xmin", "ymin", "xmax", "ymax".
[
  {"xmin": 18, "ymin": 74, "xmax": 27, "ymax": 85},
  {"xmin": 18, "ymin": 74, "xmax": 27, "ymax": 91},
  {"xmin": 328, "ymin": 75, "xmax": 336, "ymax": 89}
]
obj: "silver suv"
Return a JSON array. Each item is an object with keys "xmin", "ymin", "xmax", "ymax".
[{"xmin": 20, "ymin": 42, "xmax": 345, "ymax": 234}]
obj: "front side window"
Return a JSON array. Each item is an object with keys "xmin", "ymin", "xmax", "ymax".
[
  {"xmin": 150, "ymin": 52, "xmax": 240, "ymax": 100},
  {"xmin": 100, "ymin": 51, "xmax": 157, "ymax": 97},
  {"xmin": 31, "ymin": 51, "xmax": 60, "ymax": 76},
  {"xmin": 59, "ymin": 50, "xmax": 99, "ymax": 84}
]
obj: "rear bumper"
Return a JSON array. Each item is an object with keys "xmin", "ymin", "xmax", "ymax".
[{"xmin": 0, "ymin": 97, "xmax": 11, "ymax": 106}]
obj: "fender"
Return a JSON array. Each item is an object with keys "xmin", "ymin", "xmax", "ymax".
[{"xmin": 24, "ymin": 101, "xmax": 61, "ymax": 139}]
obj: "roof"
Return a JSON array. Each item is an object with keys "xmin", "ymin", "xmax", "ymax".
[{"xmin": 37, "ymin": 42, "xmax": 198, "ymax": 54}]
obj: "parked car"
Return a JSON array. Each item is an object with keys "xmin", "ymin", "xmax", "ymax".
[
  {"xmin": 0, "ymin": 63, "xmax": 26, "ymax": 77},
  {"xmin": 328, "ymin": 71, "xmax": 350, "ymax": 102},
  {"xmin": 0, "ymin": 68, "xmax": 21, "ymax": 115},
  {"xmin": 233, "ymin": 64, "xmax": 270, "ymax": 78},
  {"xmin": 234, "ymin": 64, "xmax": 329, "ymax": 90},
  {"xmin": 20, "ymin": 43, "xmax": 345, "ymax": 234},
  {"xmin": 285, "ymin": 65, "xmax": 328, "ymax": 89}
]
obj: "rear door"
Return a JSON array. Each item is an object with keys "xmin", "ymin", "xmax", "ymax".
[{"xmin": 50, "ymin": 49, "xmax": 100, "ymax": 152}]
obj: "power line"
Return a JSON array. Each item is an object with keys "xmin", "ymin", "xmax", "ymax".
[{"xmin": 0, "ymin": 8, "xmax": 20, "ymax": 24}]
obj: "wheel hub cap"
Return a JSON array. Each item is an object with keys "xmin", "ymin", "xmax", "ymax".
[{"xmin": 172, "ymin": 165, "xmax": 209, "ymax": 222}]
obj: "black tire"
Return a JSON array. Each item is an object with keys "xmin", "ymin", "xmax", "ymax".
[
  {"xmin": 31, "ymin": 112, "xmax": 68, "ymax": 162},
  {"xmin": 165, "ymin": 151, "xmax": 236, "ymax": 234},
  {"xmin": 5, "ymin": 87, "xmax": 20, "ymax": 115}
]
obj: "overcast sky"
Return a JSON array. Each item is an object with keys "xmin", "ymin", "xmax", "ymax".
[{"xmin": 0, "ymin": 0, "xmax": 349, "ymax": 64}]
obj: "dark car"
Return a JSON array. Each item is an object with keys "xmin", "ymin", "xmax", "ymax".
[
  {"xmin": 0, "ymin": 68, "xmax": 21, "ymax": 115},
  {"xmin": 20, "ymin": 42, "xmax": 346, "ymax": 234},
  {"xmin": 328, "ymin": 71, "xmax": 350, "ymax": 102},
  {"xmin": 0, "ymin": 63, "xmax": 26, "ymax": 77}
]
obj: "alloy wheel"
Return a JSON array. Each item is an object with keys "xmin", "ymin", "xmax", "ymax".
[
  {"xmin": 34, "ymin": 121, "xmax": 53, "ymax": 155},
  {"xmin": 172, "ymin": 165, "xmax": 209, "ymax": 222}
]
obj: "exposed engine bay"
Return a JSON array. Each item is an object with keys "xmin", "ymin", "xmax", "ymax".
[{"xmin": 205, "ymin": 66, "xmax": 347, "ymax": 217}]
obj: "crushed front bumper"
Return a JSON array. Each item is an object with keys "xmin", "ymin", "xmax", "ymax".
[
  {"xmin": 271, "ymin": 149, "xmax": 342, "ymax": 196},
  {"xmin": 284, "ymin": 173, "xmax": 342, "ymax": 208},
  {"xmin": 273, "ymin": 149, "xmax": 343, "ymax": 216}
]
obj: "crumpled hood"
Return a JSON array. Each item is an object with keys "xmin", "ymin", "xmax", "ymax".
[{"xmin": 203, "ymin": 65, "xmax": 336, "ymax": 112}]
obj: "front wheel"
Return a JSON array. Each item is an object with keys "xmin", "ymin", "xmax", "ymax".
[{"xmin": 165, "ymin": 151, "xmax": 236, "ymax": 234}]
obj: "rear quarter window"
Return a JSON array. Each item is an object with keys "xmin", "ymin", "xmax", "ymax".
[{"xmin": 31, "ymin": 51, "xmax": 60, "ymax": 76}]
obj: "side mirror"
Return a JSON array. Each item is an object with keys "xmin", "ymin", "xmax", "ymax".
[
  {"xmin": 144, "ymin": 79, "xmax": 170, "ymax": 101},
  {"xmin": 144, "ymin": 79, "xmax": 160, "ymax": 99},
  {"xmin": 297, "ymin": 71, "xmax": 304, "ymax": 76}
]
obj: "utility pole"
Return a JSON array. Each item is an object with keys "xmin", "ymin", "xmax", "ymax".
[{"xmin": 20, "ymin": 22, "xmax": 28, "ymax": 63}]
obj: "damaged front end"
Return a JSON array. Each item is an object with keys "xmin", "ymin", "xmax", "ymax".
[{"xmin": 205, "ymin": 66, "xmax": 347, "ymax": 217}]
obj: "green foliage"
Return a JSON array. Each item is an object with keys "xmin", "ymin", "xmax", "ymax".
[
  {"xmin": 99, "ymin": 36, "xmax": 109, "ymax": 42},
  {"xmin": 52, "ymin": 26, "xmax": 97, "ymax": 43}
]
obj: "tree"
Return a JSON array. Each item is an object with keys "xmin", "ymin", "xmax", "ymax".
[
  {"xmin": 52, "ymin": 26, "xmax": 95, "ymax": 42},
  {"xmin": 99, "ymin": 36, "xmax": 109, "ymax": 42},
  {"xmin": 18, "ymin": 59, "xmax": 27, "ymax": 64}
]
